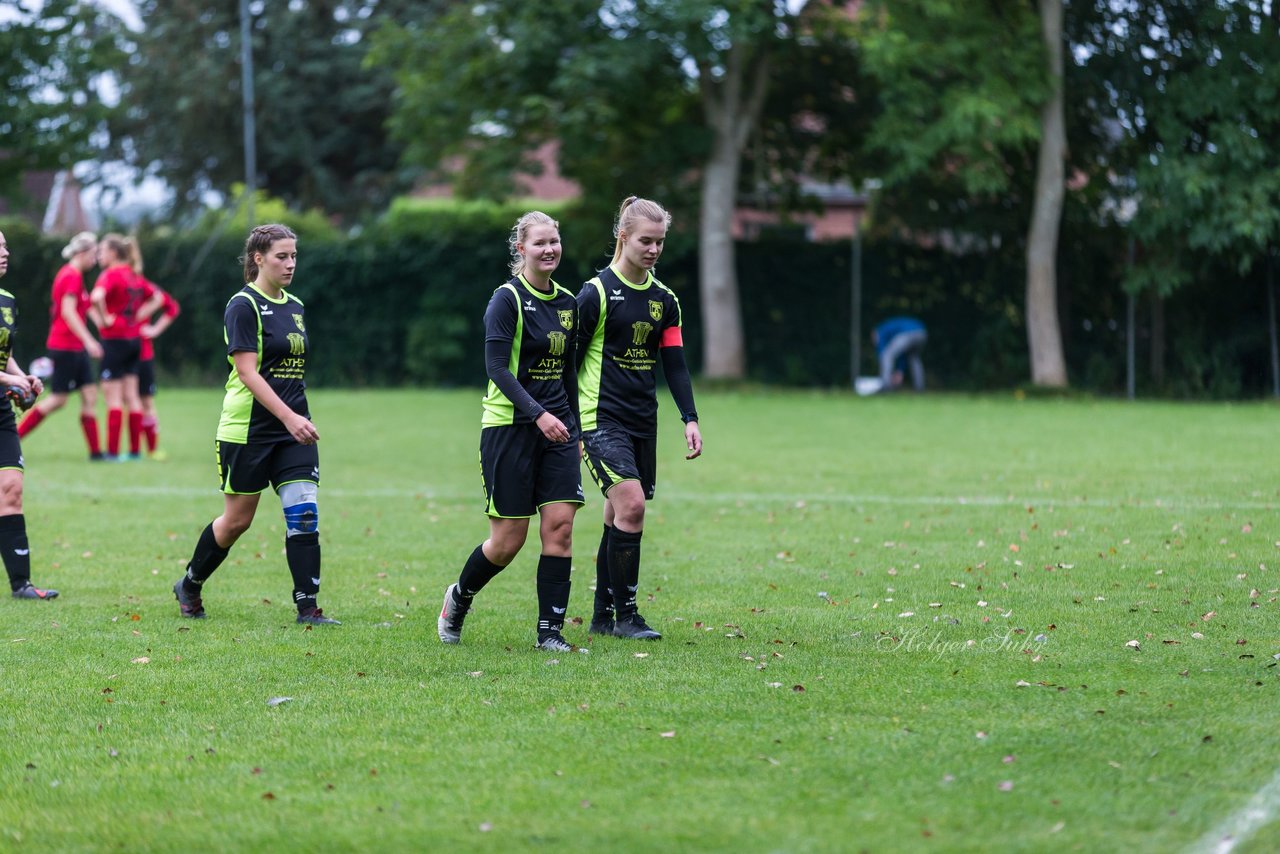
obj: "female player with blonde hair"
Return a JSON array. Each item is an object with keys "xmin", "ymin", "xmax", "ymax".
[
  {"xmin": 576, "ymin": 196, "xmax": 702, "ymax": 640},
  {"xmin": 437, "ymin": 211, "xmax": 583, "ymax": 651}
]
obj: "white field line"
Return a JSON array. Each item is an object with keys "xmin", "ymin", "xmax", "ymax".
[
  {"xmin": 26, "ymin": 482, "xmax": 1280, "ymax": 511},
  {"xmin": 1189, "ymin": 767, "xmax": 1280, "ymax": 854}
]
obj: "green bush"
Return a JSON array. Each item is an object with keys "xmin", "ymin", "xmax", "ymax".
[{"xmin": 2, "ymin": 209, "xmax": 1275, "ymax": 397}]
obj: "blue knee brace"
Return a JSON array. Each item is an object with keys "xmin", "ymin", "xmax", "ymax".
[{"xmin": 279, "ymin": 481, "xmax": 318, "ymax": 537}]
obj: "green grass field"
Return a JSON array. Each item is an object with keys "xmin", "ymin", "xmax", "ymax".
[{"xmin": 2, "ymin": 388, "xmax": 1278, "ymax": 852}]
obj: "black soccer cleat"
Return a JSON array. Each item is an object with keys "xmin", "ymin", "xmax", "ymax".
[
  {"xmin": 437, "ymin": 584, "xmax": 470, "ymax": 644},
  {"xmin": 612, "ymin": 613, "xmax": 661, "ymax": 640},
  {"xmin": 297, "ymin": 607, "xmax": 341, "ymax": 626},
  {"xmin": 536, "ymin": 632, "xmax": 575, "ymax": 653},
  {"xmin": 173, "ymin": 578, "xmax": 206, "ymax": 619},
  {"xmin": 12, "ymin": 583, "xmax": 58, "ymax": 600},
  {"xmin": 588, "ymin": 612, "xmax": 615, "ymax": 636}
]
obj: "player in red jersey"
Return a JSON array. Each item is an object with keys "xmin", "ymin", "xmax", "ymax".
[
  {"xmin": 17, "ymin": 232, "xmax": 106, "ymax": 459},
  {"xmin": 90, "ymin": 235, "xmax": 162, "ymax": 460},
  {"xmin": 137, "ymin": 282, "xmax": 181, "ymax": 459}
]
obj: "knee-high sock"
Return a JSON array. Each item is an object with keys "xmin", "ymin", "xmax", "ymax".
[
  {"xmin": 286, "ymin": 532, "xmax": 321, "ymax": 613},
  {"xmin": 128, "ymin": 411, "xmax": 143, "ymax": 455},
  {"xmin": 594, "ymin": 524, "xmax": 613, "ymax": 616},
  {"xmin": 80, "ymin": 414, "xmax": 101, "ymax": 455},
  {"xmin": 182, "ymin": 522, "xmax": 231, "ymax": 592},
  {"xmin": 607, "ymin": 528, "xmax": 643, "ymax": 620},
  {"xmin": 456, "ymin": 544, "xmax": 505, "ymax": 599},
  {"xmin": 0, "ymin": 514, "xmax": 31, "ymax": 591},
  {"xmin": 141, "ymin": 414, "xmax": 158, "ymax": 452},
  {"xmin": 106, "ymin": 408, "xmax": 123, "ymax": 456},
  {"xmin": 17, "ymin": 408, "xmax": 44, "ymax": 438},
  {"xmin": 536, "ymin": 554, "xmax": 572, "ymax": 637}
]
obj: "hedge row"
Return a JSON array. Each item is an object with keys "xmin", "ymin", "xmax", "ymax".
[{"xmin": 0, "ymin": 210, "xmax": 1273, "ymax": 398}]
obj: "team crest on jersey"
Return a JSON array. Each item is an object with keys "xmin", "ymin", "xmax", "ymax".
[
  {"xmin": 558, "ymin": 309, "xmax": 573, "ymax": 331},
  {"xmin": 292, "ymin": 314, "xmax": 305, "ymax": 332},
  {"xmin": 648, "ymin": 300, "xmax": 662, "ymax": 322},
  {"xmin": 1, "ymin": 308, "xmax": 12, "ymax": 325}
]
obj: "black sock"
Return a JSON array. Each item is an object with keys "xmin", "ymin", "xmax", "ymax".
[
  {"xmin": 536, "ymin": 554, "xmax": 572, "ymax": 638},
  {"xmin": 286, "ymin": 532, "xmax": 321, "ymax": 613},
  {"xmin": 457, "ymin": 544, "xmax": 505, "ymax": 600},
  {"xmin": 182, "ymin": 522, "xmax": 230, "ymax": 593},
  {"xmin": 594, "ymin": 524, "xmax": 613, "ymax": 617},
  {"xmin": 0, "ymin": 514, "xmax": 31, "ymax": 591},
  {"xmin": 608, "ymin": 528, "xmax": 643, "ymax": 620}
]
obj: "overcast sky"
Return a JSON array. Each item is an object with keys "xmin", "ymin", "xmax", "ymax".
[{"xmin": 0, "ymin": 0, "xmax": 142, "ymax": 29}]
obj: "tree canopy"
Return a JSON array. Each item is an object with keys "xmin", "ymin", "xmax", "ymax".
[
  {"xmin": 102, "ymin": 0, "xmax": 421, "ymax": 221},
  {"xmin": 0, "ymin": 0, "xmax": 126, "ymax": 202},
  {"xmin": 1071, "ymin": 0, "xmax": 1280, "ymax": 294}
]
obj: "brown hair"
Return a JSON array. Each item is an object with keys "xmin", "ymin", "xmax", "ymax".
[
  {"xmin": 240, "ymin": 224, "xmax": 297, "ymax": 282},
  {"xmin": 100, "ymin": 233, "xmax": 132, "ymax": 267},
  {"xmin": 508, "ymin": 211, "xmax": 560, "ymax": 276},
  {"xmin": 611, "ymin": 196, "xmax": 671, "ymax": 264}
]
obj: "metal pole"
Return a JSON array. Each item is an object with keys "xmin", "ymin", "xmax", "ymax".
[
  {"xmin": 240, "ymin": 0, "xmax": 256, "ymax": 226},
  {"xmin": 1268, "ymin": 249, "xmax": 1279, "ymax": 398},
  {"xmin": 850, "ymin": 225, "xmax": 862, "ymax": 390},
  {"xmin": 1126, "ymin": 236, "xmax": 1135, "ymax": 400}
]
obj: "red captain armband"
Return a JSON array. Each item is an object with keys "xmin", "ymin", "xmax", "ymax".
[{"xmin": 659, "ymin": 326, "xmax": 684, "ymax": 348}]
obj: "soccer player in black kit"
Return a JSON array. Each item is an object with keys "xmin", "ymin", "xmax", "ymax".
[
  {"xmin": 172, "ymin": 224, "xmax": 338, "ymax": 625},
  {"xmin": 577, "ymin": 197, "xmax": 703, "ymax": 640},
  {"xmin": 0, "ymin": 228, "xmax": 58, "ymax": 600},
  {"xmin": 438, "ymin": 211, "xmax": 584, "ymax": 652}
]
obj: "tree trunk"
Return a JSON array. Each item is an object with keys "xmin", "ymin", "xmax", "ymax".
[
  {"xmin": 699, "ymin": 135, "xmax": 746, "ymax": 379},
  {"xmin": 1024, "ymin": 0, "xmax": 1068, "ymax": 387},
  {"xmin": 1149, "ymin": 289, "xmax": 1165, "ymax": 388},
  {"xmin": 697, "ymin": 46, "xmax": 770, "ymax": 381}
]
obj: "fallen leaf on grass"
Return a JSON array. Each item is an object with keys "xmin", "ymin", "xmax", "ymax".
[
  {"xmin": 1125, "ymin": 640, "xmax": 1140, "ymax": 650},
  {"xmin": 131, "ymin": 657, "xmax": 150, "ymax": 664},
  {"xmin": 266, "ymin": 697, "xmax": 292, "ymax": 707},
  {"xmin": 262, "ymin": 792, "xmax": 276, "ymax": 800}
]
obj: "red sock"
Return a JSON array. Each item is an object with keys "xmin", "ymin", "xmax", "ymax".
[
  {"xmin": 128, "ymin": 411, "xmax": 144, "ymax": 455},
  {"xmin": 141, "ymin": 415, "xmax": 158, "ymax": 453},
  {"xmin": 80, "ymin": 414, "xmax": 101, "ymax": 455},
  {"xmin": 17, "ymin": 408, "xmax": 44, "ymax": 438},
  {"xmin": 107, "ymin": 408, "xmax": 123, "ymax": 456}
]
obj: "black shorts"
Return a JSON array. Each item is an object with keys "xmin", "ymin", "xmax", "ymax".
[
  {"xmin": 479, "ymin": 423, "xmax": 584, "ymax": 518},
  {"xmin": 100, "ymin": 338, "xmax": 141, "ymax": 380},
  {"xmin": 137, "ymin": 359, "xmax": 156, "ymax": 398},
  {"xmin": 0, "ymin": 421, "xmax": 22, "ymax": 471},
  {"xmin": 581, "ymin": 423, "xmax": 657, "ymax": 500},
  {"xmin": 48, "ymin": 349, "xmax": 94, "ymax": 394},
  {"xmin": 217, "ymin": 439, "xmax": 319, "ymax": 496}
]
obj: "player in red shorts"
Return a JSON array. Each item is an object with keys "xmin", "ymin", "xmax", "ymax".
[
  {"xmin": 17, "ymin": 231, "xmax": 106, "ymax": 460},
  {"xmin": 89, "ymin": 235, "xmax": 162, "ymax": 460},
  {"xmin": 137, "ymin": 282, "xmax": 181, "ymax": 460}
]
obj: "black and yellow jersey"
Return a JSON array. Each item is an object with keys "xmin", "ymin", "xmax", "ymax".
[
  {"xmin": 481, "ymin": 275, "xmax": 578, "ymax": 428},
  {"xmin": 576, "ymin": 265, "xmax": 684, "ymax": 437},
  {"xmin": 216, "ymin": 283, "xmax": 310, "ymax": 444},
  {"xmin": 0, "ymin": 289, "xmax": 18, "ymax": 415}
]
